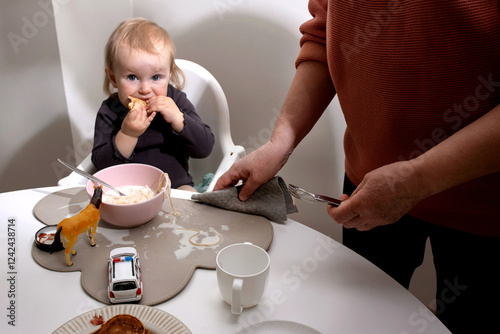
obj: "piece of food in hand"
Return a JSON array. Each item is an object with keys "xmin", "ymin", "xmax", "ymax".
[
  {"xmin": 91, "ymin": 314, "xmax": 151, "ymax": 334},
  {"xmin": 128, "ymin": 96, "xmax": 147, "ymax": 112}
]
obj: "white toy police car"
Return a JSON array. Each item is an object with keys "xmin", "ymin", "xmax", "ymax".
[{"xmin": 107, "ymin": 247, "xmax": 143, "ymax": 303}]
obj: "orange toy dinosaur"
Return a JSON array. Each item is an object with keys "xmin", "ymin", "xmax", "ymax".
[{"xmin": 50, "ymin": 185, "xmax": 103, "ymax": 266}]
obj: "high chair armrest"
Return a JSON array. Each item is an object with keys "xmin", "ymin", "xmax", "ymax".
[{"xmin": 207, "ymin": 145, "xmax": 246, "ymax": 192}]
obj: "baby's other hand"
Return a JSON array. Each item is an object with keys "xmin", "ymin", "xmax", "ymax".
[{"xmin": 147, "ymin": 96, "xmax": 184, "ymax": 132}]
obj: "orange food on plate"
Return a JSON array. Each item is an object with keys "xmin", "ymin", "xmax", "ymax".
[{"xmin": 91, "ymin": 314, "xmax": 151, "ymax": 334}]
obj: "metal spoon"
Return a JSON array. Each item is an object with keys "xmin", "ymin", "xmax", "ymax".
[{"xmin": 57, "ymin": 159, "xmax": 126, "ymax": 196}]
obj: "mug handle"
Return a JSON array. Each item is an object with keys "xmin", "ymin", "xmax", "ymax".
[{"xmin": 231, "ymin": 278, "xmax": 243, "ymax": 314}]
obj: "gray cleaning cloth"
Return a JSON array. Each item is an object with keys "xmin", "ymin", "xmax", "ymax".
[{"xmin": 191, "ymin": 176, "xmax": 298, "ymax": 222}]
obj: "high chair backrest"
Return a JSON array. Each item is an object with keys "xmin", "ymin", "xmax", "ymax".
[
  {"xmin": 58, "ymin": 59, "xmax": 245, "ymax": 192},
  {"xmin": 175, "ymin": 59, "xmax": 245, "ymax": 191}
]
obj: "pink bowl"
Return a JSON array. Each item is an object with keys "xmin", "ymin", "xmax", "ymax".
[{"xmin": 86, "ymin": 163, "xmax": 165, "ymax": 228}]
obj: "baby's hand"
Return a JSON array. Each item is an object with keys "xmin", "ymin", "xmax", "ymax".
[
  {"xmin": 147, "ymin": 96, "xmax": 184, "ymax": 133},
  {"xmin": 121, "ymin": 105, "xmax": 156, "ymax": 138}
]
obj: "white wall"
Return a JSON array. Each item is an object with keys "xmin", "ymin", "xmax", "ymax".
[
  {"xmin": 52, "ymin": 0, "xmax": 132, "ymax": 161},
  {"xmin": 0, "ymin": 0, "xmax": 72, "ymax": 191}
]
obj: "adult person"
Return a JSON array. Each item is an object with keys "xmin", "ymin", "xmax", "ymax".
[{"xmin": 215, "ymin": 1, "xmax": 500, "ymax": 333}]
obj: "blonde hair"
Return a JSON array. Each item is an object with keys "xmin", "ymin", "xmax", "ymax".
[{"xmin": 103, "ymin": 18, "xmax": 185, "ymax": 96}]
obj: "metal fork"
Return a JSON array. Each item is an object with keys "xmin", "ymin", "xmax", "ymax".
[{"xmin": 288, "ymin": 184, "xmax": 342, "ymax": 207}]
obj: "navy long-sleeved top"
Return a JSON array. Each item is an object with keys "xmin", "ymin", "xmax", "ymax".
[{"xmin": 92, "ymin": 85, "xmax": 214, "ymax": 188}]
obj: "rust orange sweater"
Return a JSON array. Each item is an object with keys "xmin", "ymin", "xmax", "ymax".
[{"xmin": 297, "ymin": 0, "xmax": 500, "ymax": 236}]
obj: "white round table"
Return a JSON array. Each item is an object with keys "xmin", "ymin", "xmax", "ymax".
[{"xmin": 0, "ymin": 186, "xmax": 450, "ymax": 333}]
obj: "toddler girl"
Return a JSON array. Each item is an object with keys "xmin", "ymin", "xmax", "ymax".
[{"xmin": 92, "ymin": 18, "xmax": 214, "ymax": 191}]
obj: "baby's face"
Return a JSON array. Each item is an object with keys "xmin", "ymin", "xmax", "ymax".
[{"xmin": 108, "ymin": 42, "xmax": 171, "ymax": 107}]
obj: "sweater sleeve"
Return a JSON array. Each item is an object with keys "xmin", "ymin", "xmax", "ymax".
[
  {"xmin": 295, "ymin": 0, "xmax": 329, "ymax": 68},
  {"xmin": 91, "ymin": 98, "xmax": 129, "ymax": 170},
  {"xmin": 170, "ymin": 86, "xmax": 215, "ymax": 159}
]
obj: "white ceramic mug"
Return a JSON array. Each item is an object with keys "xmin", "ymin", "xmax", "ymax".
[{"xmin": 216, "ymin": 242, "xmax": 270, "ymax": 314}]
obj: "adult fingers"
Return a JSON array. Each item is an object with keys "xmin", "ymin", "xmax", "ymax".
[
  {"xmin": 213, "ymin": 169, "xmax": 243, "ymax": 190},
  {"xmin": 327, "ymin": 198, "xmax": 360, "ymax": 225},
  {"xmin": 237, "ymin": 177, "xmax": 264, "ymax": 201}
]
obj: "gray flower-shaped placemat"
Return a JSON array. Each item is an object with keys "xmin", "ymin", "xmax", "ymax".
[{"xmin": 32, "ymin": 187, "xmax": 273, "ymax": 305}]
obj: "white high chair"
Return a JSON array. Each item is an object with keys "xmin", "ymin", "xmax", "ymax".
[{"xmin": 58, "ymin": 59, "xmax": 245, "ymax": 192}]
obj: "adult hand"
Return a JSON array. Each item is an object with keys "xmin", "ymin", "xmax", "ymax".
[
  {"xmin": 328, "ymin": 160, "xmax": 430, "ymax": 231},
  {"xmin": 214, "ymin": 140, "xmax": 292, "ymax": 201}
]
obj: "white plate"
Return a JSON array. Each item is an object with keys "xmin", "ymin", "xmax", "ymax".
[
  {"xmin": 236, "ymin": 320, "xmax": 321, "ymax": 334},
  {"xmin": 53, "ymin": 304, "xmax": 191, "ymax": 334}
]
